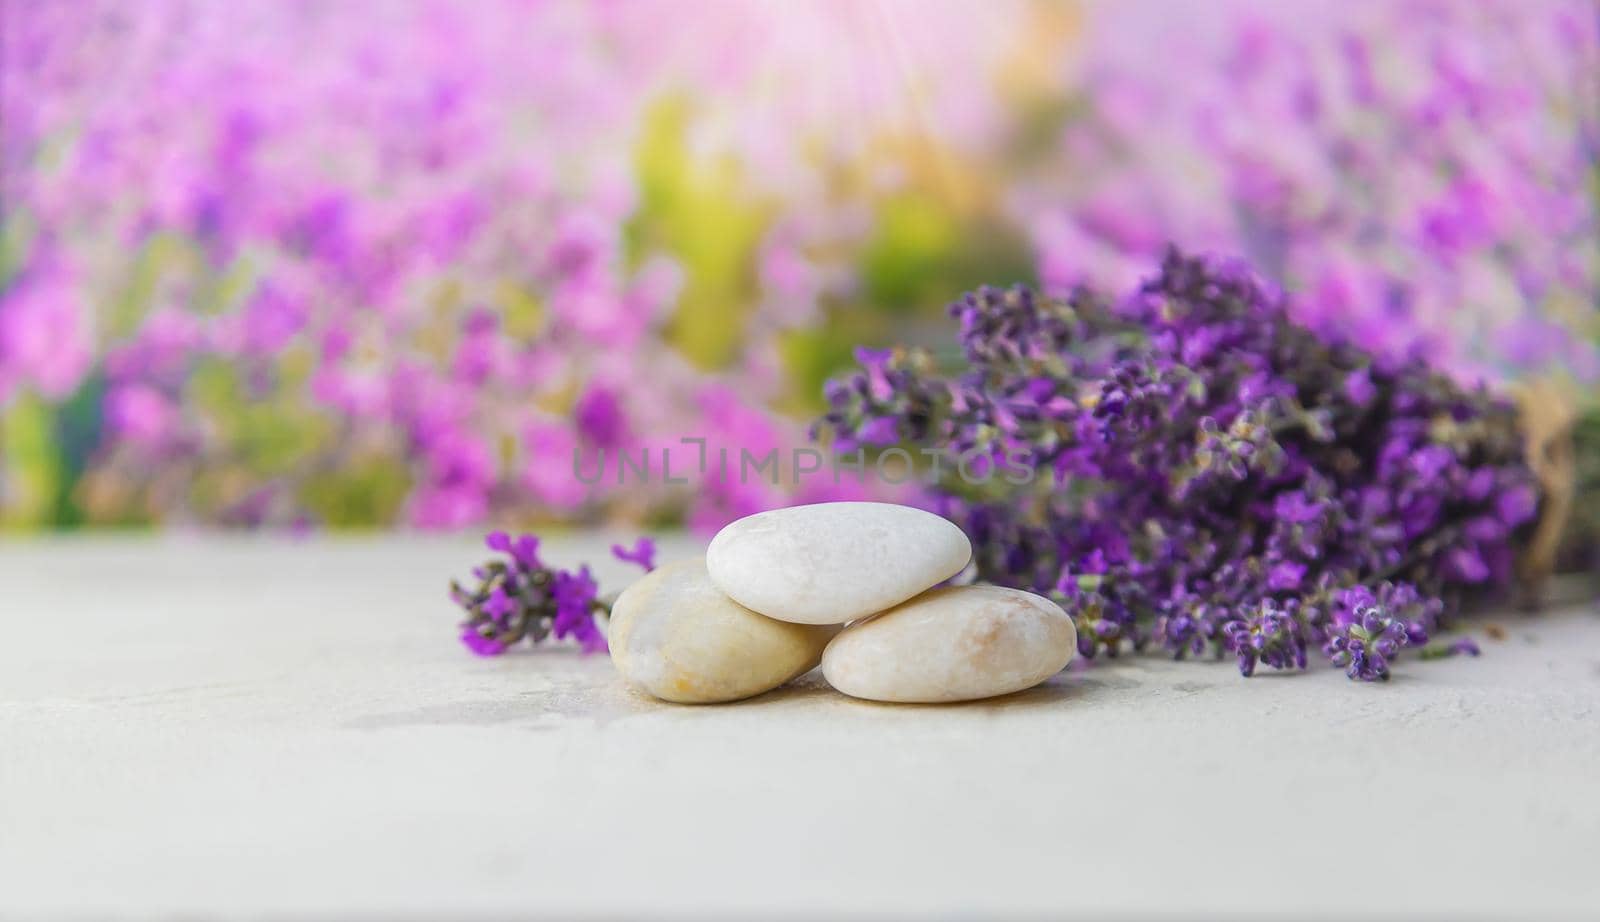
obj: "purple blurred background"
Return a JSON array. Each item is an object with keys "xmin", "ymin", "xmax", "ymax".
[{"xmin": 1, "ymin": 0, "xmax": 1594, "ymax": 531}]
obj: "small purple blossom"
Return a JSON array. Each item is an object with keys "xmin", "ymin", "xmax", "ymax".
[
  {"xmin": 458, "ymin": 625, "xmax": 507, "ymax": 657},
  {"xmin": 1343, "ymin": 369, "xmax": 1376, "ymax": 407},
  {"xmin": 1222, "ymin": 600, "xmax": 1308, "ymax": 677},
  {"xmin": 1322, "ymin": 585, "xmax": 1433, "ymax": 681},
  {"xmin": 574, "ymin": 386, "xmax": 629, "ymax": 449},
  {"xmin": 855, "ymin": 416, "xmax": 901, "ymax": 446},
  {"xmin": 1267, "ymin": 561, "xmax": 1306, "ymax": 592},
  {"xmin": 485, "ymin": 531, "xmax": 543, "ymax": 572},
  {"xmin": 551, "ymin": 566, "xmax": 606, "ymax": 653},
  {"xmin": 611, "ymin": 537, "xmax": 658, "ymax": 571},
  {"xmin": 482, "ymin": 586, "xmax": 518, "ymax": 624}
]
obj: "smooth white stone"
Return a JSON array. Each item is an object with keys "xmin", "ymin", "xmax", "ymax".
[
  {"xmin": 706, "ymin": 502, "xmax": 972, "ymax": 625},
  {"xmin": 822, "ymin": 585, "xmax": 1076, "ymax": 703},
  {"xmin": 608, "ymin": 557, "xmax": 836, "ymax": 704}
]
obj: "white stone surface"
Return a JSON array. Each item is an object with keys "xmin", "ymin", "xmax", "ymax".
[
  {"xmin": 706, "ymin": 501, "xmax": 971, "ymax": 623},
  {"xmin": 609, "ymin": 557, "xmax": 834, "ymax": 703},
  {"xmin": 824, "ymin": 585, "xmax": 1077, "ymax": 702},
  {"xmin": 2, "ymin": 535, "xmax": 1599, "ymax": 920}
]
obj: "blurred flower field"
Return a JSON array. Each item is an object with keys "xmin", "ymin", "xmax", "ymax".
[{"xmin": 1, "ymin": 0, "xmax": 1595, "ymax": 532}]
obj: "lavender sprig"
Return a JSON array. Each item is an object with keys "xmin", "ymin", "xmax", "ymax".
[
  {"xmin": 1321, "ymin": 585, "xmax": 1434, "ymax": 682},
  {"xmin": 1222, "ymin": 600, "xmax": 1308, "ymax": 677},
  {"xmin": 452, "ymin": 532, "xmax": 655, "ymax": 656}
]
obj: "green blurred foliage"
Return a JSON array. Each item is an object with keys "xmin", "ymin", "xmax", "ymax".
[
  {"xmin": 783, "ymin": 169, "xmax": 1037, "ymax": 415},
  {"xmin": 49, "ymin": 374, "xmax": 105, "ymax": 527},
  {"xmin": 0, "ymin": 377, "xmax": 107, "ymax": 530},
  {"xmin": 0, "ymin": 208, "xmax": 35, "ymax": 285},
  {"xmin": 1, "ymin": 394, "xmax": 60, "ymax": 530},
  {"xmin": 1568, "ymin": 407, "xmax": 1600, "ymax": 565},
  {"xmin": 629, "ymin": 96, "xmax": 771, "ymax": 370},
  {"xmin": 298, "ymin": 455, "xmax": 412, "ymax": 527},
  {"xmin": 860, "ymin": 194, "xmax": 1033, "ymax": 315},
  {"xmin": 189, "ymin": 356, "xmax": 331, "ymax": 477}
]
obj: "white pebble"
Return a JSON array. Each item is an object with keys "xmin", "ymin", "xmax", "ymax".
[
  {"xmin": 608, "ymin": 558, "xmax": 836, "ymax": 704},
  {"xmin": 706, "ymin": 502, "xmax": 971, "ymax": 624},
  {"xmin": 822, "ymin": 585, "xmax": 1076, "ymax": 703}
]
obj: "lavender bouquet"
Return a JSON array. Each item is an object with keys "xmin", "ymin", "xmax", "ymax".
[
  {"xmin": 452, "ymin": 249, "xmax": 1570, "ymax": 683},
  {"xmin": 816, "ymin": 249, "xmax": 1542, "ymax": 680}
]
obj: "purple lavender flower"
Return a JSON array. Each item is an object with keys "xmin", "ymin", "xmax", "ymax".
[
  {"xmin": 551, "ymin": 567, "xmax": 606, "ymax": 654},
  {"xmin": 1324, "ymin": 591, "xmax": 1414, "ymax": 682},
  {"xmin": 574, "ymin": 386, "xmax": 629, "ymax": 450},
  {"xmin": 1053, "ymin": 579, "xmax": 1144, "ymax": 660},
  {"xmin": 458, "ymin": 626, "xmax": 507, "ymax": 657},
  {"xmin": 486, "ymin": 531, "xmax": 543, "ymax": 572},
  {"xmin": 453, "ymin": 531, "xmax": 655, "ymax": 656},
  {"xmin": 482, "ymin": 586, "xmax": 518, "ymax": 624},
  {"xmin": 1320, "ymin": 583, "xmax": 1438, "ymax": 681},
  {"xmin": 1222, "ymin": 600, "xmax": 1308, "ymax": 677}
]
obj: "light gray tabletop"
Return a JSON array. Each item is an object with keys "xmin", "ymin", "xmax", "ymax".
[{"xmin": 3, "ymin": 536, "xmax": 1598, "ymax": 920}]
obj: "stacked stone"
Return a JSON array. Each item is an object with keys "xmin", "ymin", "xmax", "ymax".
[{"xmin": 609, "ymin": 503, "xmax": 1077, "ymax": 704}]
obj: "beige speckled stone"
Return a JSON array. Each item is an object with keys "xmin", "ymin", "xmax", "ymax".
[
  {"xmin": 608, "ymin": 557, "xmax": 836, "ymax": 704},
  {"xmin": 706, "ymin": 502, "xmax": 972, "ymax": 625},
  {"xmin": 822, "ymin": 585, "xmax": 1076, "ymax": 703}
]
